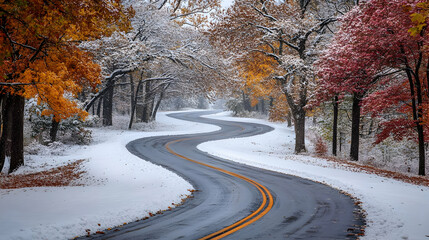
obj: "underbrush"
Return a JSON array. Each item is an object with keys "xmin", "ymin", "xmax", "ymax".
[{"xmin": 308, "ymin": 124, "xmax": 429, "ymax": 177}]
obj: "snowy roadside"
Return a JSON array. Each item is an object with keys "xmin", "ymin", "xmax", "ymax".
[
  {"xmin": 198, "ymin": 111, "xmax": 429, "ymax": 240},
  {"xmin": 0, "ymin": 110, "xmax": 218, "ymax": 240}
]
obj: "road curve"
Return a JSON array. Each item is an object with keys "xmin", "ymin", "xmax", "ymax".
[{"xmin": 86, "ymin": 111, "xmax": 364, "ymax": 240}]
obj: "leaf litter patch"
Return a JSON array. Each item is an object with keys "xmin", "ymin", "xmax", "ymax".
[{"xmin": 0, "ymin": 159, "xmax": 86, "ymax": 189}]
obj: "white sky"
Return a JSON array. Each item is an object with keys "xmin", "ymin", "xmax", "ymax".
[{"xmin": 221, "ymin": 0, "xmax": 234, "ymax": 8}]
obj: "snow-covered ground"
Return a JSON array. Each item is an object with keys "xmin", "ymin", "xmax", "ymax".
[
  {"xmin": 1, "ymin": 110, "xmax": 428, "ymax": 240},
  {"xmin": 198, "ymin": 111, "xmax": 429, "ymax": 240},
  {"xmin": 0, "ymin": 110, "xmax": 218, "ymax": 240}
]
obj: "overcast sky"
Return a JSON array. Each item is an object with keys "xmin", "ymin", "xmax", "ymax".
[{"xmin": 221, "ymin": 0, "xmax": 234, "ymax": 8}]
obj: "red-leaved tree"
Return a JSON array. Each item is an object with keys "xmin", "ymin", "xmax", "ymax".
[{"xmin": 317, "ymin": 0, "xmax": 428, "ymax": 175}]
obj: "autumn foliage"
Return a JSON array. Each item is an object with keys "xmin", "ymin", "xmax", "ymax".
[
  {"xmin": 0, "ymin": 0, "xmax": 133, "ymax": 173},
  {"xmin": 0, "ymin": 0, "xmax": 133, "ymax": 120},
  {"xmin": 316, "ymin": 0, "xmax": 429, "ymax": 175}
]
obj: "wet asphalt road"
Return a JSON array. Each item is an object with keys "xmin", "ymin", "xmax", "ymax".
[{"xmin": 84, "ymin": 111, "xmax": 364, "ymax": 240}]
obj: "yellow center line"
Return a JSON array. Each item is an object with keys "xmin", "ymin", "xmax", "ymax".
[{"xmin": 165, "ymin": 137, "xmax": 274, "ymax": 240}]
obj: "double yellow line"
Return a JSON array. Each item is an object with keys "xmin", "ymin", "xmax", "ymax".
[{"xmin": 165, "ymin": 138, "xmax": 274, "ymax": 240}]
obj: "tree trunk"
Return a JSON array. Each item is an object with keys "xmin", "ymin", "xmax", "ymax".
[
  {"xmin": 405, "ymin": 67, "xmax": 423, "ymax": 174},
  {"xmin": 97, "ymin": 98, "xmax": 102, "ymax": 117},
  {"xmin": 414, "ymin": 65, "xmax": 425, "ymax": 176},
  {"xmin": 142, "ymin": 99, "xmax": 154, "ymax": 123},
  {"xmin": 417, "ymin": 123, "xmax": 425, "ymax": 176},
  {"xmin": 0, "ymin": 94, "xmax": 3, "ymax": 128},
  {"xmin": 293, "ymin": 109, "xmax": 306, "ymax": 153},
  {"xmin": 50, "ymin": 119, "xmax": 60, "ymax": 142},
  {"xmin": 128, "ymin": 97, "xmax": 136, "ymax": 130},
  {"xmin": 9, "ymin": 94, "xmax": 25, "ymax": 173},
  {"xmin": 0, "ymin": 93, "xmax": 13, "ymax": 172},
  {"xmin": 142, "ymin": 80, "xmax": 153, "ymax": 123},
  {"xmin": 368, "ymin": 119, "xmax": 374, "ymax": 135},
  {"xmin": 350, "ymin": 92, "xmax": 362, "ymax": 161},
  {"xmin": 269, "ymin": 97, "xmax": 274, "ymax": 108},
  {"xmin": 197, "ymin": 96, "xmax": 207, "ymax": 109},
  {"xmin": 260, "ymin": 99, "xmax": 266, "ymax": 114},
  {"xmin": 242, "ymin": 91, "xmax": 251, "ymax": 112},
  {"xmin": 4, "ymin": 95, "xmax": 13, "ymax": 157},
  {"xmin": 152, "ymin": 91, "xmax": 165, "ymax": 121},
  {"xmin": 332, "ymin": 96, "xmax": 338, "ymax": 156},
  {"xmin": 129, "ymin": 79, "xmax": 145, "ymax": 129},
  {"xmin": 102, "ymin": 85, "xmax": 114, "ymax": 126},
  {"xmin": 282, "ymin": 76, "xmax": 307, "ymax": 153},
  {"xmin": 402, "ymin": 49, "xmax": 425, "ymax": 176},
  {"xmin": 128, "ymin": 74, "xmax": 136, "ymax": 130},
  {"xmin": 152, "ymin": 83, "xmax": 170, "ymax": 121},
  {"xmin": 83, "ymin": 68, "xmax": 135, "ymax": 111},
  {"xmin": 286, "ymin": 112, "xmax": 292, "ymax": 127}
]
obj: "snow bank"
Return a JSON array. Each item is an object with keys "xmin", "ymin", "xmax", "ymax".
[
  {"xmin": 3, "ymin": 109, "xmax": 427, "ymax": 239},
  {"xmin": 0, "ymin": 110, "xmax": 218, "ymax": 240},
  {"xmin": 198, "ymin": 111, "xmax": 429, "ymax": 240}
]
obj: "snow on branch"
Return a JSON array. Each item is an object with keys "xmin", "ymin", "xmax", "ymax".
[
  {"xmin": 104, "ymin": 67, "xmax": 135, "ymax": 81},
  {"xmin": 279, "ymin": 39, "xmax": 299, "ymax": 52},
  {"xmin": 252, "ymin": 49, "xmax": 282, "ymax": 64},
  {"xmin": 170, "ymin": 9, "xmax": 211, "ymax": 20},
  {"xmin": 185, "ymin": 54, "xmax": 216, "ymax": 70},
  {"xmin": 0, "ymin": 82, "xmax": 34, "ymax": 86},
  {"xmin": 254, "ymin": 24, "xmax": 275, "ymax": 34},
  {"xmin": 251, "ymin": 4, "xmax": 278, "ymax": 22}
]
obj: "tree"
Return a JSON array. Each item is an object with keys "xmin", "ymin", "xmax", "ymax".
[
  {"xmin": 317, "ymin": 0, "xmax": 428, "ymax": 175},
  {"xmin": 237, "ymin": 50, "xmax": 290, "ymax": 120},
  {"xmin": 155, "ymin": 0, "xmax": 221, "ymax": 28},
  {"xmin": 80, "ymin": 1, "xmax": 225, "ymax": 128},
  {"xmin": 409, "ymin": 1, "xmax": 429, "ymax": 37},
  {"xmin": 0, "ymin": 0, "xmax": 133, "ymax": 173},
  {"xmin": 211, "ymin": 0, "xmax": 342, "ymax": 153}
]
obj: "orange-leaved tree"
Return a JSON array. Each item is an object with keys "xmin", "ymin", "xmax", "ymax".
[
  {"xmin": 409, "ymin": 1, "xmax": 429, "ymax": 36},
  {"xmin": 238, "ymin": 50, "xmax": 291, "ymax": 123},
  {"xmin": 0, "ymin": 0, "xmax": 133, "ymax": 173},
  {"xmin": 210, "ymin": 0, "xmax": 338, "ymax": 153},
  {"xmin": 160, "ymin": 0, "xmax": 221, "ymax": 28}
]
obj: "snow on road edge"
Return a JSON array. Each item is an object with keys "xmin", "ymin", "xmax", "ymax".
[
  {"xmin": 0, "ymin": 110, "xmax": 219, "ymax": 240},
  {"xmin": 198, "ymin": 111, "xmax": 429, "ymax": 240}
]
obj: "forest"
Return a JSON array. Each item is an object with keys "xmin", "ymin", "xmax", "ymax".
[
  {"xmin": 214, "ymin": 0, "xmax": 429, "ymax": 177},
  {"xmin": 1, "ymin": 0, "xmax": 429, "ymax": 178}
]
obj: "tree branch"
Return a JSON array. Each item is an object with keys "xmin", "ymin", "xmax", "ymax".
[
  {"xmin": 158, "ymin": 0, "xmax": 168, "ymax": 10},
  {"xmin": 251, "ymin": 4, "xmax": 277, "ymax": 21},
  {"xmin": 0, "ymin": 82, "xmax": 34, "ymax": 86},
  {"xmin": 170, "ymin": 9, "xmax": 211, "ymax": 20},
  {"xmin": 30, "ymin": 38, "xmax": 47, "ymax": 62},
  {"xmin": 252, "ymin": 49, "xmax": 282, "ymax": 64}
]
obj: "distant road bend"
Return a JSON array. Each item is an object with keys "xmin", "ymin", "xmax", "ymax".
[{"xmin": 87, "ymin": 111, "xmax": 364, "ymax": 240}]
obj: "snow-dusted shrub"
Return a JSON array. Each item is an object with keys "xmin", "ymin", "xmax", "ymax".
[
  {"xmin": 27, "ymin": 102, "xmax": 92, "ymax": 145},
  {"xmin": 66, "ymin": 125, "xmax": 92, "ymax": 145},
  {"xmin": 361, "ymin": 137, "xmax": 419, "ymax": 174},
  {"xmin": 82, "ymin": 115, "xmax": 101, "ymax": 127},
  {"xmin": 314, "ymin": 136, "xmax": 328, "ymax": 156},
  {"xmin": 225, "ymin": 98, "xmax": 244, "ymax": 116},
  {"xmin": 25, "ymin": 141, "xmax": 67, "ymax": 156},
  {"xmin": 310, "ymin": 102, "xmax": 425, "ymax": 175}
]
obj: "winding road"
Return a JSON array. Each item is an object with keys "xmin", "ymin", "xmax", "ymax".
[{"xmin": 87, "ymin": 111, "xmax": 364, "ymax": 239}]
